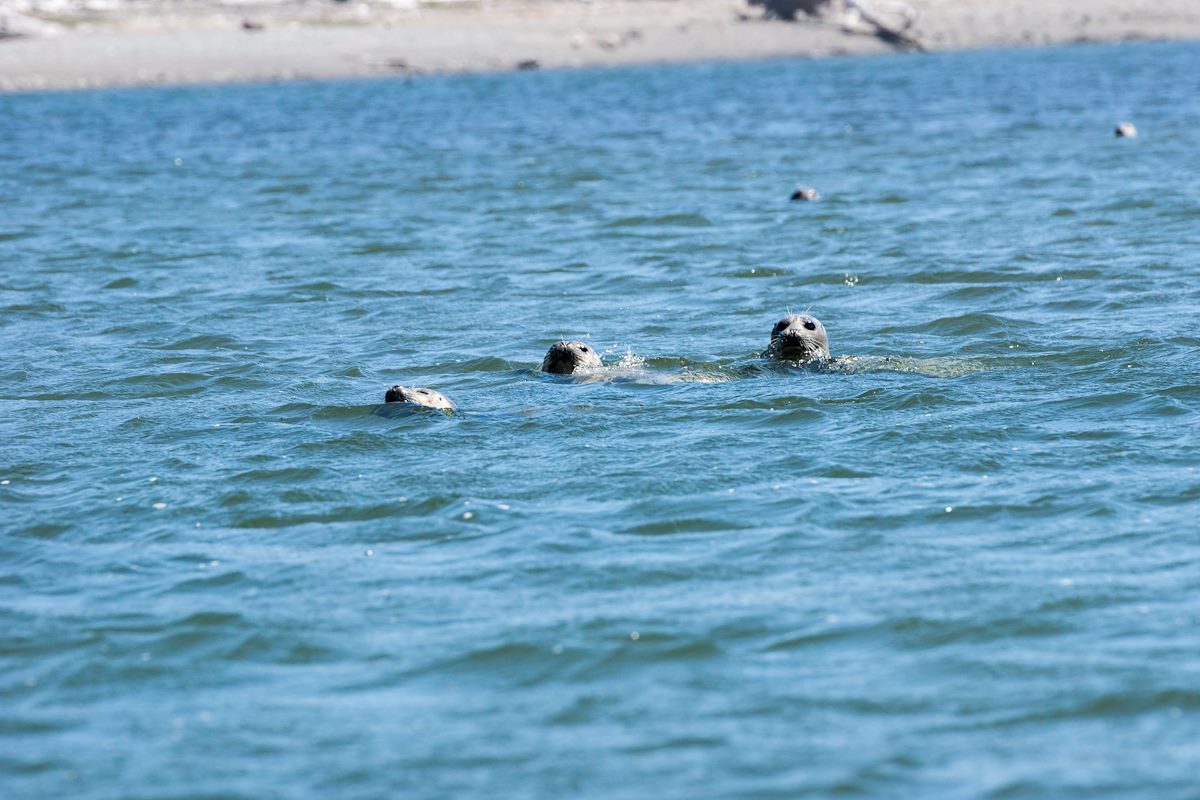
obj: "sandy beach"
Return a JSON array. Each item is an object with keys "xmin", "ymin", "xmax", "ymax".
[{"xmin": 2, "ymin": 0, "xmax": 1199, "ymax": 91}]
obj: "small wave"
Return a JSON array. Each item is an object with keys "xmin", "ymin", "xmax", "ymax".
[
  {"xmin": 622, "ymin": 517, "xmax": 749, "ymax": 536},
  {"xmin": 26, "ymin": 390, "xmax": 113, "ymax": 401},
  {"xmin": 256, "ymin": 182, "xmax": 311, "ymax": 196},
  {"xmin": 987, "ymin": 688, "xmax": 1200, "ymax": 729},
  {"xmin": 0, "ymin": 717, "xmax": 77, "ymax": 736},
  {"xmin": 829, "ymin": 355, "xmax": 987, "ymax": 378},
  {"xmin": 707, "ymin": 395, "xmax": 821, "ymax": 411},
  {"xmin": 620, "ymin": 735, "xmax": 726, "ymax": 754},
  {"xmin": 3, "ymin": 302, "xmax": 66, "ymax": 315},
  {"xmin": 432, "ymin": 356, "xmax": 514, "ymax": 374},
  {"xmin": 728, "ymin": 267, "xmax": 793, "ymax": 278},
  {"xmin": 225, "ymin": 633, "xmax": 339, "ymax": 665},
  {"xmin": 229, "ymin": 466, "xmax": 323, "ymax": 483},
  {"xmin": 348, "ymin": 241, "xmax": 418, "ymax": 255},
  {"xmin": 155, "ymin": 334, "xmax": 246, "ymax": 351},
  {"xmin": 1041, "ymin": 391, "xmax": 1187, "ymax": 418},
  {"xmin": 878, "ymin": 313, "xmax": 1037, "ymax": 338},
  {"xmin": 603, "ymin": 213, "xmax": 713, "ymax": 228},
  {"xmin": 166, "ymin": 569, "xmax": 248, "ymax": 594},
  {"xmin": 905, "ymin": 269, "xmax": 1059, "ymax": 285},
  {"xmin": 97, "ymin": 371, "xmax": 211, "ymax": 398},
  {"xmin": 294, "ymin": 280, "xmax": 341, "ymax": 292},
  {"xmin": 229, "ymin": 494, "xmax": 460, "ymax": 530},
  {"xmin": 757, "ymin": 406, "xmax": 826, "ymax": 426},
  {"xmin": 1160, "ymin": 383, "xmax": 1200, "ymax": 401}
]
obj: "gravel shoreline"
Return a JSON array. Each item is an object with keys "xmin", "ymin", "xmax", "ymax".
[{"xmin": 2, "ymin": 0, "xmax": 1199, "ymax": 92}]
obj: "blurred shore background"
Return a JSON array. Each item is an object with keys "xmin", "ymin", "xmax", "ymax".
[{"xmin": 2, "ymin": 0, "xmax": 1199, "ymax": 92}]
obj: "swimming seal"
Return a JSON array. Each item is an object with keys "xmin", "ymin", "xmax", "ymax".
[
  {"xmin": 790, "ymin": 186, "xmax": 820, "ymax": 201},
  {"xmin": 384, "ymin": 385, "xmax": 457, "ymax": 412},
  {"xmin": 539, "ymin": 341, "xmax": 603, "ymax": 375},
  {"xmin": 764, "ymin": 314, "xmax": 831, "ymax": 361},
  {"xmin": 1114, "ymin": 122, "xmax": 1137, "ymax": 138}
]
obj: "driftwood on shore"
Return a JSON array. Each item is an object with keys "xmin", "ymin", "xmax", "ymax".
[
  {"xmin": 749, "ymin": 0, "xmax": 833, "ymax": 20},
  {"xmin": 750, "ymin": 0, "xmax": 924, "ymax": 51}
]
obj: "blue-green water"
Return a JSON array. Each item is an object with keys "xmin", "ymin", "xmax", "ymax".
[{"xmin": 3, "ymin": 41, "xmax": 1200, "ymax": 799}]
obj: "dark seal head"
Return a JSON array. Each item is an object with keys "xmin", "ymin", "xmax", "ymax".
[
  {"xmin": 384, "ymin": 385, "xmax": 457, "ymax": 412},
  {"xmin": 539, "ymin": 341, "xmax": 603, "ymax": 375},
  {"xmin": 1114, "ymin": 121, "xmax": 1137, "ymax": 138},
  {"xmin": 790, "ymin": 186, "xmax": 820, "ymax": 201},
  {"xmin": 765, "ymin": 314, "xmax": 831, "ymax": 361}
]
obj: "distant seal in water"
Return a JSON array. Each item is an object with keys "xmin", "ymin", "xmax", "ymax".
[
  {"xmin": 764, "ymin": 314, "xmax": 831, "ymax": 361},
  {"xmin": 384, "ymin": 385, "xmax": 457, "ymax": 412},
  {"xmin": 790, "ymin": 186, "xmax": 820, "ymax": 201},
  {"xmin": 1114, "ymin": 122, "xmax": 1137, "ymax": 138},
  {"xmin": 539, "ymin": 341, "xmax": 603, "ymax": 375}
]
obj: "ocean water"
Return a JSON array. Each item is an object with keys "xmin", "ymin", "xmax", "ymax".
[{"xmin": 3, "ymin": 40, "xmax": 1199, "ymax": 799}]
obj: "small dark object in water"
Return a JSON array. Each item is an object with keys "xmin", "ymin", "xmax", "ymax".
[
  {"xmin": 516, "ymin": 59, "xmax": 540, "ymax": 71},
  {"xmin": 539, "ymin": 341, "xmax": 603, "ymax": 375},
  {"xmin": 241, "ymin": 19, "xmax": 264, "ymax": 31},
  {"xmin": 1114, "ymin": 121, "xmax": 1138, "ymax": 138},
  {"xmin": 764, "ymin": 314, "xmax": 831, "ymax": 362},
  {"xmin": 790, "ymin": 187, "xmax": 820, "ymax": 201},
  {"xmin": 384, "ymin": 385, "xmax": 457, "ymax": 412}
]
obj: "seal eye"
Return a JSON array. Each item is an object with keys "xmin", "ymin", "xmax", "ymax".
[
  {"xmin": 580, "ymin": 346, "xmax": 589, "ymax": 352},
  {"xmin": 804, "ymin": 321, "xmax": 816, "ymax": 331}
]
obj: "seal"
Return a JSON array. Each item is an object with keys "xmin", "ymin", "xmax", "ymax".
[
  {"xmin": 384, "ymin": 385, "xmax": 457, "ymax": 412},
  {"xmin": 790, "ymin": 186, "xmax": 820, "ymax": 201},
  {"xmin": 764, "ymin": 314, "xmax": 831, "ymax": 361},
  {"xmin": 539, "ymin": 340, "xmax": 603, "ymax": 375},
  {"xmin": 1114, "ymin": 122, "xmax": 1137, "ymax": 138}
]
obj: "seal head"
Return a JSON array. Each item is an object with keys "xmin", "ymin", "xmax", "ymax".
[
  {"xmin": 765, "ymin": 314, "xmax": 831, "ymax": 361},
  {"xmin": 1114, "ymin": 121, "xmax": 1137, "ymax": 138},
  {"xmin": 539, "ymin": 341, "xmax": 603, "ymax": 375},
  {"xmin": 384, "ymin": 385, "xmax": 457, "ymax": 412},
  {"xmin": 790, "ymin": 186, "xmax": 820, "ymax": 201}
]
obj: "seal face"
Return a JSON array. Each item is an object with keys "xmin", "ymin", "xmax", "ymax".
[
  {"xmin": 790, "ymin": 186, "xmax": 820, "ymax": 201},
  {"xmin": 384, "ymin": 385, "xmax": 457, "ymax": 412},
  {"xmin": 1114, "ymin": 122, "xmax": 1138, "ymax": 138},
  {"xmin": 539, "ymin": 341, "xmax": 603, "ymax": 375},
  {"xmin": 764, "ymin": 314, "xmax": 831, "ymax": 361}
]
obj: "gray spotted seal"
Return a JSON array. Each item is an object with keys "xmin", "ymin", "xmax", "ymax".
[
  {"xmin": 384, "ymin": 385, "xmax": 457, "ymax": 413},
  {"xmin": 764, "ymin": 314, "xmax": 831, "ymax": 361},
  {"xmin": 790, "ymin": 186, "xmax": 820, "ymax": 201},
  {"xmin": 539, "ymin": 341, "xmax": 603, "ymax": 375},
  {"xmin": 1114, "ymin": 122, "xmax": 1137, "ymax": 138}
]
